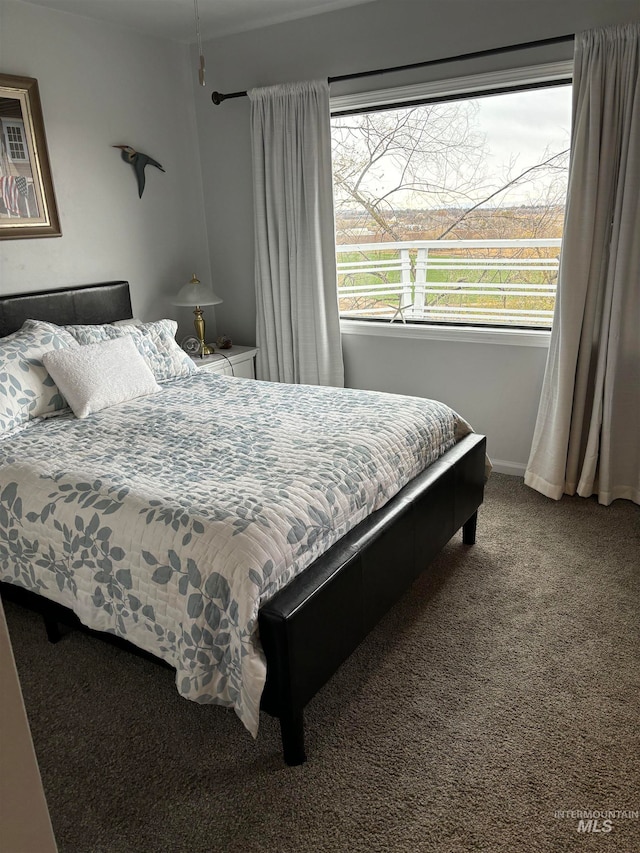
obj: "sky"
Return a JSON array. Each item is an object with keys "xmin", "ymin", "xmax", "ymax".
[
  {"xmin": 333, "ymin": 83, "xmax": 573, "ymax": 209},
  {"xmin": 478, "ymin": 84, "xmax": 572, "ymax": 205}
]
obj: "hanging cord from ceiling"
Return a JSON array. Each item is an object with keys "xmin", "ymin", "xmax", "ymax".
[{"xmin": 194, "ymin": 0, "xmax": 205, "ymax": 86}]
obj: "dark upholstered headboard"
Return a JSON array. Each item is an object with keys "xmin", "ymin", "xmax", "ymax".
[{"xmin": 0, "ymin": 282, "xmax": 132, "ymax": 337}]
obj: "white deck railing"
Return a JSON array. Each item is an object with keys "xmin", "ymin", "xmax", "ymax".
[{"xmin": 336, "ymin": 238, "xmax": 562, "ymax": 327}]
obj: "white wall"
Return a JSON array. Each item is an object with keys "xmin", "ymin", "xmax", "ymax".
[
  {"xmin": 0, "ymin": 0, "xmax": 211, "ymax": 334},
  {"xmin": 342, "ymin": 330, "xmax": 550, "ymax": 471},
  {"xmin": 194, "ymin": 0, "xmax": 638, "ymax": 473}
]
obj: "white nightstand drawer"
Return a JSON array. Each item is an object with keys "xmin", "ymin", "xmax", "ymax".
[{"xmin": 191, "ymin": 346, "xmax": 258, "ymax": 379}]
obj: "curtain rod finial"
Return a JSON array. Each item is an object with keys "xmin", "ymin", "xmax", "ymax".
[{"xmin": 212, "ymin": 91, "xmax": 225, "ymax": 105}]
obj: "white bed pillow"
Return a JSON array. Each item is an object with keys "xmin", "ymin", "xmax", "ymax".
[
  {"xmin": 0, "ymin": 319, "xmax": 79, "ymax": 436},
  {"xmin": 42, "ymin": 336, "xmax": 161, "ymax": 419}
]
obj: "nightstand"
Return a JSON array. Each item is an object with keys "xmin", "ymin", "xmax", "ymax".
[{"xmin": 190, "ymin": 345, "xmax": 258, "ymax": 379}]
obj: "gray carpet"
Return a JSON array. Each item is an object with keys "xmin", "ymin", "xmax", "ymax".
[{"xmin": 4, "ymin": 473, "xmax": 640, "ymax": 853}]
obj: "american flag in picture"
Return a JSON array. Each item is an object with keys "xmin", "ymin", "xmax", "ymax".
[{"xmin": 0, "ymin": 176, "xmax": 21, "ymax": 215}]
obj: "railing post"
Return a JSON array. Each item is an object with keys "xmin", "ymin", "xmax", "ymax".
[
  {"xmin": 414, "ymin": 248, "xmax": 427, "ymax": 317},
  {"xmin": 400, "ymin": 248, "xmax": 412, "ymax": 310}
]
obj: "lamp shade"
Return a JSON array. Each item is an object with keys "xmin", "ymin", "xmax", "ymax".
[{"xmin": 172, "ymin": 274, "xmax": 223, "ymax": 307}]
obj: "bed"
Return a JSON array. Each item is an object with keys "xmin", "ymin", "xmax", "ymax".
[{"xmin": 0, "ymin": 281, "xmax": 487, "ymax": 765}]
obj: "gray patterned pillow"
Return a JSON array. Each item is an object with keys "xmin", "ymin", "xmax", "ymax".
[
  {"xmin": 62, "ymin": 319, "xmax": 197, "ymax": 383},
  {"xmin": 0, "ymin": 319, "xmax": 78, "ymax": 436}
]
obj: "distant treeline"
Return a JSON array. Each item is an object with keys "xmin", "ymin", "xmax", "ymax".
[{"xmin": 336, "ymin": 205, "xmax": 565, "ymax": 243}]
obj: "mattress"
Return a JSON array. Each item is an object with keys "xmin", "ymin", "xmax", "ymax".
[{"xmin": 0, "ymin": 372, "xmax": 472, "ymax": 735}]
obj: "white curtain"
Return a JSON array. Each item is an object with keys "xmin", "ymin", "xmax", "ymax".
[
  {"xmin": 525, "ymin": 24, "xmax": 640, "ymax": 506},
  {"xmin": 248, "ymin": 80, "xmax": 344, "ymax": 387}
]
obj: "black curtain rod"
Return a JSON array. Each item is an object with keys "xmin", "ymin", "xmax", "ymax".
[{"xmin": 211, "ymin": 32, "xmax": 574, "ymax": 105}]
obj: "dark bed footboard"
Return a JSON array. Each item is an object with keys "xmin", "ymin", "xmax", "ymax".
[{"xmin": 259, "ymin": 433, "xmax": 486, "ymax": 765}]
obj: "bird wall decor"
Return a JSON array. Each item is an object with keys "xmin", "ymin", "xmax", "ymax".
[{"xmin": 112, "ymin": 145, "xmax": 165, "ymax": 198}]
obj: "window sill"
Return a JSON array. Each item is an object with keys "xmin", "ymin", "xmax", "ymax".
[{"xmin": 339, "ymin": 319, "xmax": 551, "ymax": 348}]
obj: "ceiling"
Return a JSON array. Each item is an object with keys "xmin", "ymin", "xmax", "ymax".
[{"xmin": 22, "ymin": 0, "xmax": 379, "ymax": 42}]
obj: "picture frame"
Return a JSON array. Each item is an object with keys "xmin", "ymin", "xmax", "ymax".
[{"xmin": 0, "ymin": 74, "xmax": 61, "ymax": 239}]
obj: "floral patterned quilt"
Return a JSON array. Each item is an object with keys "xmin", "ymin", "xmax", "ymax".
[{"xmin": 0, "ymin": 373, "xmax": 471, "ymax": 735}]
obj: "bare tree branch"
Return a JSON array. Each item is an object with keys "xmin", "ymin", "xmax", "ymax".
[{"xmin": 436, "ymin": 149, "xmax": 570, "ymax": 239}]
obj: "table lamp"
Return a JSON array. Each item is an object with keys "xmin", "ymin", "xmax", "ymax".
[{"xmin": 172, "ymin": 273, "xmax": 222, "ymax": 357}]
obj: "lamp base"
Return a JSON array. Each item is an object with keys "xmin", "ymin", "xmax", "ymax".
[{"xmin": 192, "ymin": 305, "xmax": 214, "ymax": 357}]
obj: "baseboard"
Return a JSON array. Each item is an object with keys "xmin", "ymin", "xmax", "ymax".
[{"xmin": 490, "ymin": 459, "xmax": 526, "ymax": 477}]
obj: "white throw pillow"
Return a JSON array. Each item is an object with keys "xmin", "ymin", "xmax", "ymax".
[{"xmin": 42, "ymin": 336, "xmax": 161, "ymax": 418}]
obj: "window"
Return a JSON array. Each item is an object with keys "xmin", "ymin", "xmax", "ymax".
[
  {"xmin": 2, "ymin": 119, "xmax": 28, "ymax": 162},
  {"xmin": 331, "ymin": 63, "xmax": 572, "ymax": 332}
]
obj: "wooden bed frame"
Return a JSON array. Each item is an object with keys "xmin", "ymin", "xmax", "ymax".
[{"xmin": 0, "ymin": 282, "xmax": 487, "ymax": 765}]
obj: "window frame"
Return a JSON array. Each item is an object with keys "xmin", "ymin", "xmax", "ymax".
[{"xmin": 331, "ymin": 61, "xmax": 573, "ymax": 345}]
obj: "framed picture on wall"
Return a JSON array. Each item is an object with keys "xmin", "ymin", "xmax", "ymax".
[{"xmin": 0, "ymin": 74, "xmax": 61, "ymax": 239}]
